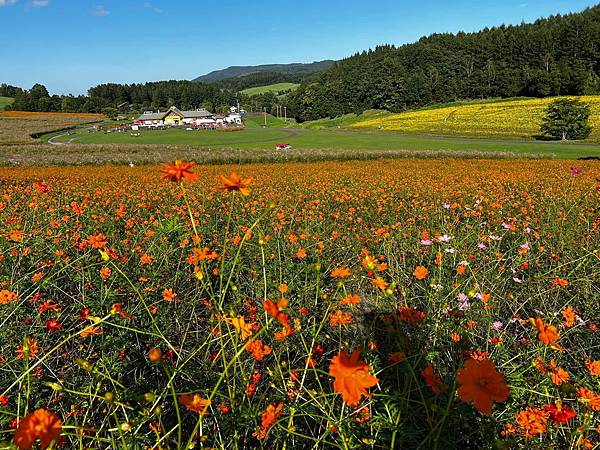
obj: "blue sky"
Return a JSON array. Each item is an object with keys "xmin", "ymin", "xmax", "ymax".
[{"xmin": 1, "ymin": 0, "xmax": 598, "ymax": 94}]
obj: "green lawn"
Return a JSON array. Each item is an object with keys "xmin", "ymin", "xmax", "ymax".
[
  {"xmin": 244, "ymin": 114, "xmax": 292, "ymax": 128},
  {"xmin": 241, "ymin": 83, "xmax": 300, "ymax": 96},
  {"xmin": 0, "ymin": 97, "xmax": 14, "ymax": 110},
  {"xmin": 48, "ymin": 126, "xmax": 600, "ymax": 159}
]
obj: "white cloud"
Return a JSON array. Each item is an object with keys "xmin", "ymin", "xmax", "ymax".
[
  {"xmin": 0, "ymin": 0, "xmax": 17, "ymax": 6},
  {"xmin": 31, "ymin": 0, "xmax": 48, "ymax": 6},
  {"xmin": 93, "ymin": 4, "xmax": 109, "ymax": 16}
]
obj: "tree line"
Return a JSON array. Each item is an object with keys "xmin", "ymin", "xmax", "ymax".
[
  {"xmin": 2, "ymin": 81, "xmax": 238, "ymax": 115},
  {"xmin": 288, "ymin": 5, "xmax": 600, "ymax": 121}
]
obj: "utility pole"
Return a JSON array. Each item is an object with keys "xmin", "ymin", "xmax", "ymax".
[
  {"xmin": 264, "ymin": 107, "xmax": 267, "ymax": 126},
  {"xmin": 284, "ymin": 106, "xmax": 287, "ymax": 123}
]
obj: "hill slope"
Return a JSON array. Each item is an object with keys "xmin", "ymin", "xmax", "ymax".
[
  {"xmin": 241, "ymin": 83, "xmax": 300, "ymax": 96},
  {"xmin": 350, "ymin": 96, "xmax": 600, "ymax": 140},
  {"xmin": 194, "ymin": 60, "xmax": 335, "ymax": 82},
  {"xmin": 289, "ymin": 5, "xmax": 600, "ymax": 121},
  {"xmin": 0, "ymin": 97, "xmax": 14, "ymax": 110}
]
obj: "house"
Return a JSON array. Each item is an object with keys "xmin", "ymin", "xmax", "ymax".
[{"xmin": 134, "ymin": 106, "xmax": 214, "ymax": 127}]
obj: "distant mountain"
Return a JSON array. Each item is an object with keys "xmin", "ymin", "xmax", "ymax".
[{"xmin": 193, "ymin": 60, "xmax": 335, "ymax": 83}]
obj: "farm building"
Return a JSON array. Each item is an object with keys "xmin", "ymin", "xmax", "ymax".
[{"xmin": 134, "ymin": 106, "xmax": 214, "ymax": 127}]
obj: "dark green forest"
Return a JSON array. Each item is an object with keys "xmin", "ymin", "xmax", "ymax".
[
  {"xmin": 288, "ymin": 4, "xmax": 600, "ymax": 121},
  {"xmin": 2, "ymin": 81, "xmax": 237, "ymax": 115}
]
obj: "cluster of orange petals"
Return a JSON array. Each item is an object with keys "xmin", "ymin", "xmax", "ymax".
[
  {"xmin": 413, "ymin": 266, "xmax": 429, "ymax": 280},
  {"xmin": 514, "ymin": 407, "xmax": 549, "ymax": 437},
  {"xmin": 263, "ymin": 299, "xmax": 293, "ymax": 340},
  {"xmin": 160, "ymin": 160, "xmax": 199, "ymax": 183},
  {"xmin": 0, "ymin": 289, "xmax": 18, "ymax": 304},
  {"xmin": 457, "ymin": 359, "xmax": 510, "ymax": 414},
  {"xmin": 253, "ymin": 402, "xmax": 284, "ymax": 439},
  {"xmin": 224, "ymin": 316, "xmax": 253, "ymax": 341},
  {"xmin": 531, "ymin": 317, "xmax": 560, "ymax": 346},
  {"xmin": 217, "ymin": 172, "xmax": 253, "ymax": 196},
  {"xmin": 421, "ymin": 363, "xmax": 447, "ymax": 394},
  {"xmin": 178, "ymin": 394, "xmax": 211, "ymax": 415},
  {"xmin": 329, "ymin": 349, "xmax": 379, "ymax": 406},
  {"xmin": 246, "ymin": 339, "xmax": 272, "ymax": 361},
  {"xmin": 14, "ymin": 409, "xmax": 62, "ymax": 450}
]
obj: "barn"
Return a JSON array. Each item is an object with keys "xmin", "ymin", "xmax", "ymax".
[{"xmin": 134, "ymin": 107, "xmax": 214, "ymax": 127}]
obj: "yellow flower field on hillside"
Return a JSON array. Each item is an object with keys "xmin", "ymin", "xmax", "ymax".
[{"xmin": 352, "ymin": 96, "xmax": 600, "ymax": 139}]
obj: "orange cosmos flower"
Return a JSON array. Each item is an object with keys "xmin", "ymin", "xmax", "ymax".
[
  {"xmin": 421, "ymin": 363, "xmax": 447, "ymax": 394},
  {"xmin": 371, "ymin": 276, "xmax": 388, "ymax": 290},
  {"xmin": 148, "ymin": 347, "xmax": 162, "ymax": 362},
  {"xmin": 329, "ymin": 310, "xmax": 352, "ymax": 327},
  {"xmin": 160, "ymin": 160, "xmax": 199, "ymax": 183},
  {"xmin": 585, "ymin": 359, "xmax": 600, "ymax": 376},
  {"xmin": 87, "ymin": 233, "xmax": 107, "ymax": 249},
  {"xmin": 16, "ymin": 338, "xmax": 39, "ymax": 361},
  {"xmin": 547, "ymin": 359, "xmax": 569, "ymax": 386},
  {"xmin": 577, "ymin": 387, "xmax": 600, "ymax": 411},
  {"xmin": 162, "ymin": 288, "xmax": 177, "ymax": 302},
  {"xmin": 216, "ymin": 172, "xmax": 252, "ymax": 195},
  {"xmin": 99, "ymin": 267, "xmax": 111, "ymax": 280},
  {"xmin": 80, "ymin": 325, "xmax": 103, "ymax": 338},
  {"xmin": 14, "ymin": 408, "xmax": 62, "ymax": 450},
  {"xmin": 457, "ymin": 359, "xmax": 510, "ymax": 414},
  {"xmin": 246, "ymin": 339, "xmax": 272, "ymax": 361},
  {"xmin": 339, "ymin": 294, "xmax": 361, "ymax": 306},
  {"xmin": 551, "ymin": 277, "xmax": 569, "ymax": 288},
  {"xmin": 530, "ymin": 317, "xmax": 560, "ymax": 346},
  {"xmin": 0, "ymin": 289, "xmax": 18, "ymax": 304},
  {"xmin": 296, "ymin": 248, "xmax": 307, "ymax": 259},
  {"xmin": 561, "ymin": 305, "xmax": 577, "ymax": 327},
  {"xmin": 331, "ymin": 267, "xmax": 352, "ymax": 279},
  {"xmin": 178, "ymin": 394, "xmax": 211, "ymax": 415},
  {"xmin": 224, "ymin": 316, "xmax": 253, "ymax": 341},
  {"xmin": 515, "ymin": 407, "xmax": 549, "ymax": 438},
  {"xmin": 329, "ymin": 349, "xmax": 379, "ymax": 406},
  {"xmin": 413, "ymin": 266, "xmax": 429, "ymax": 280},
  {"xmin": 253, "ymin": 402, "xmax": 284, "ymax": 439}
]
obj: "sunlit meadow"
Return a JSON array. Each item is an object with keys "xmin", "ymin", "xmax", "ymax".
[{"xmin": 0, "ymin": 159, "xmax": 598, "ymax": 449}]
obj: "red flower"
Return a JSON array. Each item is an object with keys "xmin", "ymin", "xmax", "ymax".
[{"xmin": 544, "ymin": 401, "xmax": 576, "ymax": 423}]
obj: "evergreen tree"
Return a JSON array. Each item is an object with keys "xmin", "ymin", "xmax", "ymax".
[{"xmin": 540, "ymin": 98, "xmax": 592, "ymax": 140}]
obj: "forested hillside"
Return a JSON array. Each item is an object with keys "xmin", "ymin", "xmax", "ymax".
[{"xmin": 289, "ymin": 5, "xmax": 600, "ymax": 121}]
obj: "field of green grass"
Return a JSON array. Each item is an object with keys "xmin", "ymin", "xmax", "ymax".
[
  {"xmin": 243, "ymin": 114, "xmax": 291, "ymax": 128},
  {"xmin": 241, "ymin": 83, "xmax": 300, "ymax": 96},
  {"xmin": 0, "ymin": 97, "xmax": 14, "ymax": 110},
  {"xmin": 45, "ymin": 125, "xmax": 600, "ymax": 159}
]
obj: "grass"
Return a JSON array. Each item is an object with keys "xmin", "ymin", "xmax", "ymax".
[
  {"xmin": 0, "ymin": 97, "xmax": 13, "ymax": 110},
  {"xmin": 0, "ymin": 159, "xmax": 598, "ymax": 449},
  {"xmin": 241, "ymin": 83, "xmax": 300, "ymax": 96},
  {"xmin": 301, "ymin": 110, "xmax": 391, "ymax": 130},
  {"xmin": 43, "ymin": 126, "xmax": 600, "ymax": 160},
  {"xmin": 243, "ymin": 114, "xmax": 292, "ymax": 128},
  {"xmin": 351, "ymin": 96, "xmax": 600, "ymax": 140}
]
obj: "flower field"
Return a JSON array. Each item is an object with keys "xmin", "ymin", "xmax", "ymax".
[
  {"xmin": 351, "ymin": 97, "xmax": 600, "ymax": 140},
  {"xmin": 0, "ymin": 159, "xmax": 599, "ymax": 449}
]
